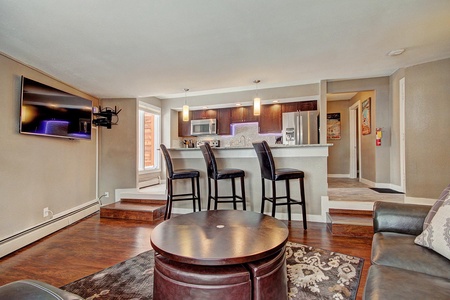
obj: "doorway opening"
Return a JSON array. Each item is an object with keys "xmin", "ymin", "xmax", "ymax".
[{"xmin": 349, "ymin": 101, "xmax": 361, "ymax": 180}]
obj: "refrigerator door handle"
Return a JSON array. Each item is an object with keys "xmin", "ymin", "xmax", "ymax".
[{"xmin": 297, "ymin": 113, "xmax": 303, "ymax": 145}]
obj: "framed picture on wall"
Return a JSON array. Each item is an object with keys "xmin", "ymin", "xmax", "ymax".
[
  {"xmin": 362, "ymin": 97, "xmax": 371, "ymax": 135},
  {"xmin": 327, "ymin": 113, "xmax": 341, "ymax": 139}
]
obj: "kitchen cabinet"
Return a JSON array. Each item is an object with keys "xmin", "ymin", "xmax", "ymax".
[
  {"xmin": 299, "ymin": 100, "xmax": 317, "ymax": 111},
  {"xmin": 282, "ymin": 100, "xmax": 317, "ymax": 113},
  {"xmin": 217, "ymin": 108, "xmax": 232, "ymax": 135},
  {"xmin": 231, "ymin": 106, "xmax": 259, "ymax": 123},
  {"xmin": 178, "ymin": 111, "xmax": 192, "ymax": 137},
  {"xmin": 259, "ymin": 104, "xmax": 282, "ymax": 133},
  {"xmin": 192, "ymin": 109, "xmax": 217, "ymax": 120}
]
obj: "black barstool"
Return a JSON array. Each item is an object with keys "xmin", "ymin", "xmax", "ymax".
[
  {"xmin": 160, "ymin": 144, "xmax": 201, "ymax": 220},
  {"xmin": 252, "ymin": 140, "xmax": 307, "ymax": 228},
  {"xmin": 199, "ymin": 143, "xmax": 246, "ymax": 210}
]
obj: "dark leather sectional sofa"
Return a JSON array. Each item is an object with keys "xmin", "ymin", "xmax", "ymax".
[
  {"xmin": 363, "ymin": 201, "xmax": 450, "ymax": 299},
  {"xmin": 0, "ymin": 279, "xmax": 83, "ymax": 299}
]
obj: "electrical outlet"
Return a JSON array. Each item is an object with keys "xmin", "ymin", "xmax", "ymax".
[
  {"xmin": 43, "ymin": 207, "xmax": 50, "ymax": 217},
  {"xmin": 105, "ymin": 192, "xmax": 109, "ymax": 198}
]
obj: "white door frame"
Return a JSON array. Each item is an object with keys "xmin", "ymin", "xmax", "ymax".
[
  {"xmin": 399, "ymin": 77, "xmax": 406, "ymax": 192},
  {"xmin": 349, "ymin": 101, "xmax": 362, "ymax": 179}
]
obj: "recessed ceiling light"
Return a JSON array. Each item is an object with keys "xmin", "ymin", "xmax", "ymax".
[
  {"xmin": 387, "ymin": 48, "xmax": 405, "ymax": 56},
  {"xmin": 236, "ymin": 103, "xmax": 241, "ymax": 106},
  {"xmin": 273, "ymin": 100, "xmax": 279, "ymax": 103},
  {"xmin": 202, "ymin": 106, "xmax": 208, "ymax": 109}
]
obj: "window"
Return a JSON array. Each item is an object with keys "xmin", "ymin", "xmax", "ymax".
[{"xmin": 138, "ymin": 102, "xmax": 161, "ymax": 172}]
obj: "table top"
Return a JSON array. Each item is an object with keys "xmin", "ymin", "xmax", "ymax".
[{"xmin": 150, "ymin": 210, "xmax": 289, "ymax": 266}]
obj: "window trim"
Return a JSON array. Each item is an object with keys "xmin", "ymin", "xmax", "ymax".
[{"xmin": 138, "ymin": 102, "xmax": 161, "ymax": 174}]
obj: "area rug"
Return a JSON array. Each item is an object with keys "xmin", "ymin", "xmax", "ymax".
[{"xmin": 61, "ymin": 242, "xmax": 364, "ymax": 300}]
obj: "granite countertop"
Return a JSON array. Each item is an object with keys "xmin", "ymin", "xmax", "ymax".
[{"xmin": 170, "ymin": 144, "xmax": 333, "ymax": 150}]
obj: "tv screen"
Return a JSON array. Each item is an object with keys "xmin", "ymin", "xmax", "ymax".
[{"xmin": 20, "ymin": 77, "xmax": 92, "ymax": 140}]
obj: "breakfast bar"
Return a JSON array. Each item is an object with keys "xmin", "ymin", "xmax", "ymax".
[{"xmin": 167, "ymin": 144, "xmax": 331, "ymax": 221}]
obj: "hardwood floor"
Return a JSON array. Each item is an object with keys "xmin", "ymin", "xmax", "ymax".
[{"xmin": 0, "ymin": 212, "xmax": 372, "ymax": 300}]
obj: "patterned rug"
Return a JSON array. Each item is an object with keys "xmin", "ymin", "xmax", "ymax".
[{"xmin": 61, "ymin": 242, "xmax": 364, "ymax": 300}]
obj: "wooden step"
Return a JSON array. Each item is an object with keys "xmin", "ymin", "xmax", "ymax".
[
  {"xmin": 100, "ymin": 199, "xmax": 166, "ymax": 222},
  {"xmin": 326, "ymin": 209, "xmax": 373, "ymax": 238}
]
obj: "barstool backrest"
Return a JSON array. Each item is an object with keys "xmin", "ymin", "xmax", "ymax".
[
  {"xmin": 199, "ymin": 143, "xmax": 218, "ymax": 179},
  {"xmin": 160, "ymin": 144, "xmax": 174, "ymax": 178},
  {"xmin": 252, "ymin": 141, "xmax": 276, "ymax": 180}
]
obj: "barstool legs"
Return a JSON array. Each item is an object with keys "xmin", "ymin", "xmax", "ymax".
[
  {"xmin": 207, "ymin": 177, "xmax": 246, "ymax": 210},
  {"xmin": 271, "ymin": 180, "xmax": 277, "ymax": 218},
  {"xmin": 299, "ymin": 178, "xmax": 307, "ymax": 229},
  {"xmin": 165, "ymin": 177, "xmax": 201, "ymax": 220},
  {"xmin": 196, "ymin": 176, "xmax": 201, "ymax": 212},
  {"xmin": 231, "ymin": 178, "xmax": 237, "ymax": 210},
  {"xmin": 286, "ymin": 180, "xmax": 291, "ymax": 221},
  {"xmin": 260, "ymin": 178, "xmax": 266, "ymax": 214},
  {"xmin": 259, "ymin": 177, "xmax": 307, "ymax": 228},
  {"xmin": 240, "ymin": 176, "xmax": 246, "ymax": 210}
]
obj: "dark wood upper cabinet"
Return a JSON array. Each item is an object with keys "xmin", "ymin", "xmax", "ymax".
[
  {"xmin": 178, "ymin": 111, "xmax": 192, "ymax": 137},
  {"xmin": 245, "ymin": 105, "xmax": 259, "ymax": 122},
  {"xmin": 281, "ymin": 102, "xmax": 298, "ymax": 113},
  {"xmin": 282, "ymin": 100, "xmax": 317, "ymax": 113},
  {"xmin": 259, "ymin": 104, "xmax": 282, "ymax": 133},
  {"xmin": 231, "ymin": 106, "xmax": 259, "ymax": 123},
  {"xmin": 178, "ymin": 101, "xmax": 317, "ymax": 137},
  {"xmin": 298, "ymin": 100, "xmax": 317, "ymax": 111},
  {"xmin": 231, "ymin": 106, "xmax": 245, "ymax": 123},
  {"xmin": 192, "ymin": 109, "xmax": 217, "ymax": 120},
  {"xmin": 217, "ymin": 108, "xmax": 231, "ymax": 135}
]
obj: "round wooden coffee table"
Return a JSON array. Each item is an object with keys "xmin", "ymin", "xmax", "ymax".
[{"xmin": 150, "ymin": 210, "xmax": 289, "ymax": 300}]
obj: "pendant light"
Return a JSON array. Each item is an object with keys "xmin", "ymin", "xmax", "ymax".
[
  {"xmin": 182, "ymin": 88, "xmax": 190, "ymax": 122},
  {"xmin": 253, "ymin": 80, "xmax": 261, "ymax": 116}
]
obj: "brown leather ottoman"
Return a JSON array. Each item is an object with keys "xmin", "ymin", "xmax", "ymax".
[
  {"xmin": 245, "ymin": 247, "xmax": 287, "ymax": 300},
  {"xmin": 154, "ymin": 253, "xmax": 252, "ymax": 300}
]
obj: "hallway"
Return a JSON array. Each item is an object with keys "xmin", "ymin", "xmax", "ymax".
[{"xmin": 328, "ymin": 178, "xmax": 404, "ymax": 203}]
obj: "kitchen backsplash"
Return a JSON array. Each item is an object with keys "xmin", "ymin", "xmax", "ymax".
[{"xmin": 175, "ymin": 122, "xmax": 282, "ymax": 148}]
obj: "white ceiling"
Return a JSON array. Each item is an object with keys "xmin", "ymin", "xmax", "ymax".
[{"xmin": 1, "ymin": 0, "xmax": 450, "ymax": 99}]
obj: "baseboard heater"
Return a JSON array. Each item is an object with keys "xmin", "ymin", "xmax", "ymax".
[
  {"xmin": 139, "ymin": 176, "xmax": 160, "ymax": 189},
  {"xmin": 0, "ymin": 201, "xmax": 99, "ymax": 258}
]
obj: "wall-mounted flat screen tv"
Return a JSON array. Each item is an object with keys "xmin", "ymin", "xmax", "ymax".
[{"xmin": 20, "ymin": 76, "xmax": 92, "ymax": 140}]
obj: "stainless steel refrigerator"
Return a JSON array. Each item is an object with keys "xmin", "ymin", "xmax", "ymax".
[{"xmin": 282, "ymin": 111, "xmax": 319, "ymax": 145}]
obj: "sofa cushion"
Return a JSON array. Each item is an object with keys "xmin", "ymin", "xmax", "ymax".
[
  {"xmin": 415, "ymin": 193, "xmax": 450, "ymax": 260},
  {"xmin": 0, "ymin": 279, "xmax": 84, "ymax": 300},
  {"xmin": 423, "ymin": 184, "xmax": 450, "ymax": 230},
  {"xmin": 371, "ymin": 232, "xmax": 450, "ymax": 279},
  {"xmin": 363, "ymin": 265, "xmax": 450, "ymax": 300}
]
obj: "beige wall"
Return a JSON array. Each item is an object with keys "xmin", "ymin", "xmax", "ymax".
[
  {"xmin": 350, "ymin": 91, "xmax": 376, "ymax": 183},
  {"xmin": 389, "ymin": 68, "xmax": 405, "ymax": 188},
  {"xmin": 327, "ymin": 100, "xmax": 350, "ymax": 176},
  {"xmin": 0, "ymin": 54, "xmax": 98, "ymax": 241},
  {"xmin": 98, "ymin": 98, "xmax": 138, "ymax": 204},
  {"xmin": 404, "ymin": 58, "xmax": 450, "ymax": 198}
]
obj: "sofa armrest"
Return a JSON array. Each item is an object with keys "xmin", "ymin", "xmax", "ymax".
[{"xmin": 373, "ymin": 201, "xmax": 431, "ymax": 235}]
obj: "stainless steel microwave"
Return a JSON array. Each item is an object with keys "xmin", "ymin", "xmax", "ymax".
[{"xmin": 191, "ymin": 119, "xmax": 217, "ymax": 136}]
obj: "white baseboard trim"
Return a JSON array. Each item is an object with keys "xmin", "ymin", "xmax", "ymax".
[
  {"xmin": 327, "ymin": 174, "xmax": 350, "ymax": 178},
  {"xmin": 389, "ymin": 183, "xmax": 404, "ymax": 193},
  {"xmin": 405, "ymin": 196, "xmax": 436, "ymax": 206},
  {"xmin": 0, "ymin": 200, "xmax": 99, "ymax": 258},
  {"xmin": 328, "ymin": 200, "xmax": 375, "ymax": 211},
  {"xmin": 359, "ymin": 178, "xmax": 375, "ymax": 187},
  {"xmin": 171, "ymin": 208, "xmax": 325, "ymax": 223}
]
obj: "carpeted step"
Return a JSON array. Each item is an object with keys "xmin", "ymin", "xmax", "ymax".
[
  {"xmin": 100, "ymin": 199, "xmax": 166, "ymax": 222},
  {"xmin": 326, "ymin": 209, "xmax": 373, "ymax": 238}
]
